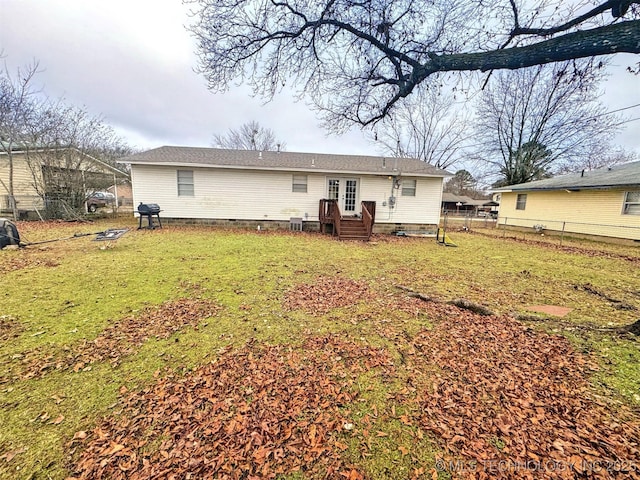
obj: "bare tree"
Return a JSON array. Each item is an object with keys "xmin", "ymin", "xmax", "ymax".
[
  {"xmin": 213, "ymin": 121, "xmax": 285, "ymax": 151},
  {"xmin": 24, "ymin": 104, "xmax": 128, "ymax": 216},
  {"xmin": 475, "ymin": 60, "xmax": 624, "ymax": 187},
  {"xmin": 188, "ymin": 0, "xmax": 640, "ymax": 130},
  {"xmin": 372, "ymin": 88, "xmax": 468, "ymax": 170},
  {"xmin": 0, "ymin": 60, "xmax": 42, "ymax": 220}
]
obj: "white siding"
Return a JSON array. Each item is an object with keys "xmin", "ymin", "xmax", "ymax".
[
  {"xmin": 130, "ymin": 165, "xmax": 443, "ymax": 225},
  {"xmin": 359, "ymin": 175, "xmax": 443, "ymax": 224}
]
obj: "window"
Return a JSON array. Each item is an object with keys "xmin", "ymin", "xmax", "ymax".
[
  {"xmin": 292, "ymin": 174, "xmax": 307, "ymax": 193},
  {"xmin": 623, "ymin": 191, "xmax": 640, "ymax": 215},
  {"xmin": 401, "ymin": 179, "xmax": 416, "ymax": 196},
  {"xmin": 177, "ymin": 170, "xmax": 194, "ymax": 196},
  {"xmin": 515, "ymin": 193, "xmax": 527, "ymax": 210}
]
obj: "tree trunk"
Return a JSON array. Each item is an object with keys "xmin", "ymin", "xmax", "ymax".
[{"xmin": 8, "ymin": 150, "xmax": 19, "ymax": 221}]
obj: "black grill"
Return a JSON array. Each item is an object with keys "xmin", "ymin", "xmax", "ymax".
[
  {"xmin": 137, "ymin": 203, "xmax": 162, "ymax": 229},
  {"xmin": 137, "ymin": 203, "xmax": 161, "ymax": 215}
]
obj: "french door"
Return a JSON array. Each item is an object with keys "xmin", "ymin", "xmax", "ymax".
[{"xmin": 327, "ymin": 178, "xmax": 359, "ymax": 214}]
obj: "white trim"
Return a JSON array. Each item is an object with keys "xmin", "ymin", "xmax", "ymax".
[{"xmin": 118, "ymin": 161, "xmax": 444, "ymax": 178}]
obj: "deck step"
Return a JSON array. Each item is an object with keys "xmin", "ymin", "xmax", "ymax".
[
  {"xmin": 338, "ymin": 218, "xmax": 369, "ymax": 240},
  {"xmin": 339, "ymin": 234, "xmax": 370, "ymax": 240}
]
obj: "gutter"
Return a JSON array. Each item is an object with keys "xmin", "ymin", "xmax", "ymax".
[{"xmin": 117, "ymin": 161, "xmax": 449, "ymax": 178}]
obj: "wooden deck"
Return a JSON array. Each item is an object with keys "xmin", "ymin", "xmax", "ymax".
[{"xmin": 319, "ymin": 199, "xmax": 376, "ymax": 241}]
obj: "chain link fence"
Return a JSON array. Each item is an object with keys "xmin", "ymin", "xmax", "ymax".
[
  {"xmin": 1, "ymin": 194, "xmax": 121, "ymax": 220},
  {"xmin": 440, "ymin": 213, "xmax": 639, "ymax": 244},
  {"xmin": 496, "ymin": 216, "xmax": 640, "ymax": 244}
]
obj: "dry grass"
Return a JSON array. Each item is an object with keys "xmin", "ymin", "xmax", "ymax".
[{"xmin": 1, "ymin": 219, "xmax": 639, "ymax": 479}]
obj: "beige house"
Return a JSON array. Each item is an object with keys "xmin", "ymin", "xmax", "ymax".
[
  {"xmin": 493, "ymin": 161, "xmax": 640, "ymax": 241},
  {"xmin": 121, "ymin": 146, "xmax": 450, "ymax": 234},
  {"xmin": 0, "ymin": 146, "xmax": 127, "ymax": 217}
]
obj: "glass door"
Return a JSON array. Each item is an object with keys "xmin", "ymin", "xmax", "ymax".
[
  {"xmin": 327, "ymin": 178, "xmax": 359, "ymax": 214},
  {"xmin": 328, "ymin": 179, "xmax": 340, "ymax": 201},
  {"xmin": 344, "ymin": 179, "xmax": 357, "ymax": 213}
]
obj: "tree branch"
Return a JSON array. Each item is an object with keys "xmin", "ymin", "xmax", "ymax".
[{"xmin": 425, "ymin": 21, "xmax": 640, "ymax": 74}]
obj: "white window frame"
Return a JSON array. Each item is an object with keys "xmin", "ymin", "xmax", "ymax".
[
  {"xmin": 177, "ymin": 170, "xmax": 194, "ymax": 197},
  {"xmin": 515, "ymin": 193, "xmax": 527, "ymax": 210},
  {"xmin": 623, "ymin": 191, "xmax": 640, "ymax": 215},
  {"xmin": 401, "ymin": 179, "xmax": 416, "ymax": 196},
  {"xmin": 292, "ymin": 174, "xmax": 308, "ymax": 193}
]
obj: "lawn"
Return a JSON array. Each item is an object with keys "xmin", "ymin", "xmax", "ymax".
[{"xmin": 1, "ymin": 219, "xmax": 639, "ymax": 479}]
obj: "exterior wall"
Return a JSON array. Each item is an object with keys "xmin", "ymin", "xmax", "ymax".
[
  {"xmin": 498, "ymin": 188, "xmax": 640, "ymax": 240},
  {"xmin": 130, "ymin": 165, "xmax": 443, "ymax": 226},
  {"xmin": 359, "ymin": 175, "xmax": 443, "ymax": 224},
  {"xmin": 1, "ymin": 150, "xmax": 123, "ymax": 213},
  {"xmin": 0, "ymin": 152, "xmax": 44, "ymax": 211}
]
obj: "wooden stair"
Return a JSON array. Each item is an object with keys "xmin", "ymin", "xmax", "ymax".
[
  {"xmin": 338, "ymin": 218, "xmax": 370, "ymax": 240},
  {"xmin": 319, "ymin": 199, "xmax": 376, "ymax": 241}
]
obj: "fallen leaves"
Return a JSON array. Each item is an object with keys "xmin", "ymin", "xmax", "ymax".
[
  {"xmin": 0, "ymin": 315, "xmax": 23, "ymax": 341},
  {"xmin": 68, "ymin": 335, "xmax": 394, "ymax": 479},
  {"xmin": 283, "ymin": 276, "xmax": 373, "ymax": 314},
  {"xmin": 405, "ymin": 301, "xmax": 640, "ymax": 479},
  {"xmin": 5, "ymin": 298, "xmax": 221, "ymax": 382},
  {"xmin": 0, "ymin": 447, "xmax": 26, "ymax": 463},
  {"xmin": 0, "ymin": 255, "xmax": 60, "ymax": 274}
]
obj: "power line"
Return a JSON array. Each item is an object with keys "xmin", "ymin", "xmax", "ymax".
[
  {"xmin": 611, "ymin": 116, "xmax": 640, "ymax": 128},
  {"xmin": 590, "ymin": 103, "xmax": 640, "ymax": 119}
]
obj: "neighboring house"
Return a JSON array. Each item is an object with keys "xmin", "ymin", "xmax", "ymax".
[
  {"xmin": 107, "ymin": 182, "xmax": 134, "ymax": 207},
  {"xmin": 442, "ymin": 193, "xmax": 475, "ymax": 214},
  {"xmin": 120, "ymin": 146, "xmax": 450, "ymax": 235},
  {"xmin": 441, "ymin": 193, "xmax": 498, "ymax": 216},
  {"xmin": 493, "ymin": 161, "xmax": 640, "ymax": 241},
  {"xmin": 0, "ymin": 145, "xmax": 127, "ymax": 217}
]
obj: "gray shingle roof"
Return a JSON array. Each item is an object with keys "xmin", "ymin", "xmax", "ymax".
[
  {"xmin": 118, "ymin": 146, "xmax": 450, "ymax": 177},
  {"xmin": 493, "ymin": 161, "xmax": 640, "ymax": 192}
]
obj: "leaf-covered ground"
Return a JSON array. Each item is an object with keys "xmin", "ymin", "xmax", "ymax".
[
  {"xmin": 1, "ymin": 220, "xmax": 639, "ymax": 479},
  {"xmin": 64, "ymin": 293, "xmax": 640, "ymax": 479},
  {"xmin": 2, "ymin": 298, "xmax": 222, "ymax": 383},
  {"xmin": 68, "ymin": 335, "xmax": 392, "ymax": 479}
]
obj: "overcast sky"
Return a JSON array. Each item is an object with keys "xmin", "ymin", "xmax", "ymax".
[{"xmin": 1, "ymin": 0, "xmax": 639, "ymax": 159}]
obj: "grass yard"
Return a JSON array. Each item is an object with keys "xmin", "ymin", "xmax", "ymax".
[{"xmin": 1, "ymin": 219, "xmax": 639, "ymax": 479}]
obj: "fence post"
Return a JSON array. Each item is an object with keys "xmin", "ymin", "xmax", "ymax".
[
  {"xmin": 560, "ymin": 222, "xmax": 566, "ymax": 246},
  {"xmin": 503, "ymin": 217, "xmax": 507, "ymax": 238}
]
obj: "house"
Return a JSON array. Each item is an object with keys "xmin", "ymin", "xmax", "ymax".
[
  {"xmin": 493, "ymin": 161, "xmax": 640, "ymax": 241},
  {"xmin": 120, "ymin": 146, "xmax": 450, "ymax": 238},
  {"xmin": 441, "ymin": 193, "xmax": 498, "ymax": 216},
  {"xmin": 0, "ymin": 145, "xmax": 127, "ymax": 218}
]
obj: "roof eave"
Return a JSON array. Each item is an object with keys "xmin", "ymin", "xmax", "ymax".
[
  {"xmin": 120, "ymin": 160, "xmax": 448, "ymax": 178},
  {"xmin": 498, "ymin": 184, "xmax": 639, "ymax": 192}
]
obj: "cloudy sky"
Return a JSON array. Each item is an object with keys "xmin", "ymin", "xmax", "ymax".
[{"xmin": 1, "ymin": 0, "xmax": 639, "ymax": 158}]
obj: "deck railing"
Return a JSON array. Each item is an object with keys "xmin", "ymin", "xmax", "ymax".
[
  {"xmin": 361, "ymin": 200, "xmax": 376, "ymax": 239},
  {"xmin": 319, "ymin": 199, "xmax": 376, "ymax": 240},
  {"xmin": 319, "ymin": 199, "xmax": 341, "ymax": 236}
]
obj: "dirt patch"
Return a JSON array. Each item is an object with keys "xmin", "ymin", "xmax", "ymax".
[
  {"xmin": 7, "ymin": 298, "xmax": 221, "ymax": 382},
  {"xmin": 0, "ymin": 316, "xmax": 24, "ymax": 341},
  {"xmin": 67, "ymin": 335, "xmax": 394, "ymax": 479},
  {"xmin": 408, "ymin": 305, "xmax": 640, "ymax": 479},
  {"xmin": 0, "ymin": 255, "xmax": 60, "ymax": 274},
  {"xmin": 526, "ymin": 304, "xmax": 573, "ymax": 317},
  {"xmin": 283, "ymin": 276, "xmax": 373, "ymax": 314}
]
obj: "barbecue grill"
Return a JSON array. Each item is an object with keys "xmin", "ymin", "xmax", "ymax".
[{"xmin": 137, "ymin": 203, "xmax": 162, "ymax": 230}]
